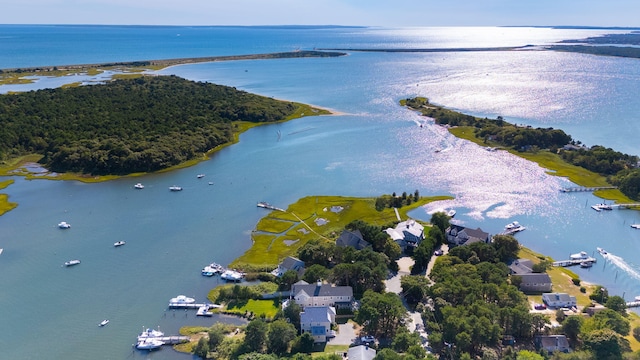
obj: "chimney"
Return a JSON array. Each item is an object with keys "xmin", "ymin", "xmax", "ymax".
[{"xmin": 317, "ymin": 279, "xmax": 322, "ymax": 287}]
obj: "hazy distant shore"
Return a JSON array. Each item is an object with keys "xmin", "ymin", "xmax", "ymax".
[{"xmin": 0, "ymin": 50, "xmax": 347, "ymax": 74}]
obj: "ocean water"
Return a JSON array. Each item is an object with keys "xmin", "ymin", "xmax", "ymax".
[{"xmin": 1, "ymin": 25, "xmax": 640, "ymax": 359}]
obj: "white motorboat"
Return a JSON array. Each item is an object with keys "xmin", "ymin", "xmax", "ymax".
[
  {"xmin": 64, "ymin": 259, "xmax": 81, "ymax": 267},
  {"xmin": 169, "ymin": 295, "xmax": 195, "ymax": 304},
  {"xmin": 591, "ymin": 203, "xmax": 613, "ymax": 211},
  {"xmin": 138, "ymin": 327, "xmax": 164, "ymax": 339},
  {"xmin": 208, "ymin": 181, "xmax": 214, "ymax": 185},
  {"xmin": 570, "ymin": 251, "xmax": 588, "ymax": 260},
  {"xmin": 196, "ymin": 305, "xmax": 213, "ymax": 317},
  {"xmin": 134, "ymin": 183, "xmax": 144, "ymax": 189},
  {"xmin": 58, "ymin": 221, "xmax": 71, "ymax": 229},
  {"xmin": 631, "ymin": 224, "xmax": 640, "ymax": 229},
  {"xmin": 197, "ymin": 174, "xmax": 205, "ymax": 178},
  {"xmin": 597, "ymin": 247, "xmax": 608, "ymax": 255},
  {"xmin": 202, "ymin": 263, "xmax": 224, "ymax": 276},
  {"xmin": 98, "ymin": 319, "xmax": 109, "ymax": 327},
  {"xmin": 221, "ymin": 269, "xmax": 245, "ymax": 282},
  {"xmin": 114, "ymin": 241, "xmax": 126, "ymax": 247},
  {"xmin": 169, "ymin": 185, "xmax": 182, "ymax": 191},
  {"xmin": 136, "ymin": 338, "xmax": 164, "ymax": 350},
  {"xmin": 505, "ymin": 221, "xmax": 520, "ymax": 230},
  {"xmin": 580, "ymin": 261, "xmax": 593, "ymax": 268}
]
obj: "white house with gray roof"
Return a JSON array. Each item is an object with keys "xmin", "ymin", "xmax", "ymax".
[
  {"xmin": 300, "ymin": 306, "xmax": 336, "ymax": 343},
  {"xmin": 347, "ymin": 345, "xmax": 377, "ymax": 360},
  {"xmin": 385, "ymin": 219, "xmax": 424, "ymax": 251},
  {"xmin": 291, "ymin": 280, "xmax": 353, "ymax": 309},
  {"xmin": 271, "ymin": 256, "xmax": 305, "ymax": 278},
  {"xmin": 542, "ymin": 293, "xmax": 577, "ymax": 308},
  {"xmin": 445, "ymin": 224, "xmax": 491, "ymax": 246}
]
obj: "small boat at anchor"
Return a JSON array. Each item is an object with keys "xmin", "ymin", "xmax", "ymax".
[
  {"xmin": 134, "ymin": 183, "xmax": 144, "ymax": 189},
  {"xmin": 64, "ymin": 259, "xmax": 81, "ymax": 267},
  {"xmin": 631, "ymin": 224, "xmax": 640, "ymax": 229},
  {"xmin": 197, "ymin": 174, "xmax": 205, "ymax": 179},
  {"xmin": 98, "ymin": 319, "xmax": 109, "ymax": 327},
  {"xmin": 114, "ymin": 241, "xmax": 126, "ymax": 247},
  {"xmin": 169, "ymin": 185, "xmax": 182, "ymax": 191},
  {"xmin": 58, "ymin": 221, "xmax": 71, "ymax": 229},
  {"xmin": 580, "ymin": 261, "xmax": 593, "ymax": 268}
]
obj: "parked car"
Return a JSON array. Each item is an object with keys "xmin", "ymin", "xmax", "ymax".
[
  {"xmin": 534, "ymin": 303, "xmax": 546, "ymax": 310},
  {"xmin": 434, "ymin": 249, "xmax": 444, "ymax": 256},
  {"xmin": 361, "ymin": 335, "xmax": 375, "ymax": 344}
]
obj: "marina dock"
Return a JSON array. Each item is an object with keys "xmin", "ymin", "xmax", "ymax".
[
  {"xmin": 168, "ymin": 302, "xmax": 222, "ymax": 309},
  {"xmin": 154, "ymin": 336, "xmax": 190, "ymax": 344},
  {"xmin": 552, "ymin": 257, "xmax": 597, "ymax": 267},
  {"xmin": 626, "ymin": 301, "xmax": 640, "ymax": 308}
]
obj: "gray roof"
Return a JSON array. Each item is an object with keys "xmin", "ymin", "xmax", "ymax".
[
  {"xmin": 509, "ymin": 259, "xmax": 534, "ymax": 274},
  {"xmin": 542, "ymin": 293, "xmax": 574, "ymax": 302},
  {"xmin": 536, "ymin": 335, "xmax": 570, "ymax": 351},
  {"xmin": 447, "ymin": 224, "xmax": 490, "ymax": 244},
  {"xmin": 292, "ymin": 282, "xmax": 353, "ymax": 298},
  {"xmin": 518, "ymin": 273, "xmax": 552, "ymax": 283},
  {"xmin": 300, "ymin": 306, "xmax": 335, "ymax": 324},
  {"xmin": 336, "ymin": 229, "xmax": 370, "ymax": 250},
  {"xmin": 348, "ymin": 345, "xmax": 376, "ymax": 360},
  {"xmin": 280, "ymin": 256, "xmax": 305, "ymax": 272}
]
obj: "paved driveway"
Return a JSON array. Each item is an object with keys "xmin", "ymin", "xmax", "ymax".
[{"xmin": 328, "ymin": 321, "xmax": 358, "ymax": 345}]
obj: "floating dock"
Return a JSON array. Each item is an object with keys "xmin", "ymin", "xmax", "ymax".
[{"xmin": 552, "ymin": 257, "xmax": 597, "ymax": 267}]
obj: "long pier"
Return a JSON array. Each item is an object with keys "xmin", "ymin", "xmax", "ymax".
[
  {"xmin": 168, "ymin": 302, "xmax": 222, "ymax": 309},
  {"xmin": 560, "ymin": 186, "xmax": 617, "ymax": 193},
  {"xmin": 613, "ymin": 203, "xmax": 640, "ymax": 209},
  {"xmin": 552, "ymin": 257, "xmax": 597, "ymax": 267},
  {"xmin": 155, "ymin": 336, "xmax": 190, "ymax": 344}
]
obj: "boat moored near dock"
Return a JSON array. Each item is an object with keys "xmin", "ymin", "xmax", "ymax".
[
  {"xmin": 136, "ymin": 338, "xmax": 164, "ymax": 350},
  {"xmin": 169, "ymin": 295, "xmax": 195, "ymax": 305},
  {"xmin": 632, "ymin": 224, "xmax": 640, "ymax": 229},
  {"xmin": 570, "ymin": 251, "xmax": 589, "ymax": 260}
]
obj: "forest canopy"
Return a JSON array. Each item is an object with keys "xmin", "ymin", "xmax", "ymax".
[{"xmin": 0, "ymin": 75, "xmax": 306, "ymax": 175}]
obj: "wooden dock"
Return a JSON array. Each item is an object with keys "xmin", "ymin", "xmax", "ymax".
[
  {"xmin": 155, "ymin": 336, "xmax": 190, "ymax": 344},
  {"xmin": 257, "ymin": 202, "xmax": 285, "ymax": 212},
  {"xmin": 560, "ymin": 186, "xmax": 617, "ymax": 193},
  {"xmin": 613, "ymin": 203, "xmax": 640, "ymax": 209},
  {"xmin": 552, "ymin": 257, "xmax": 597, "ymax": 267}
]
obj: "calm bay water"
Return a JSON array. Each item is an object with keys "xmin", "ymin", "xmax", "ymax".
[{"xmin": 1, "ymin": 25, "xmax": 640, "ymax": 359}]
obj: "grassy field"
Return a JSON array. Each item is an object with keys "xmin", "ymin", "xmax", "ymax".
[{"xmin": 229, "ymin": 195, "xmax": 453, "ymax": 270}]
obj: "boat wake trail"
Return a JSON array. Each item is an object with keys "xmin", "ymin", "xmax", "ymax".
[{"xmin": 603, "ymin": 252, "xmax": 640, "ymax": 281}]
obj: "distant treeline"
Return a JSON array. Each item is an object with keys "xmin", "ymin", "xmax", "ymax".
[
  {"xmin": 548, "ymin": 45, "xmax": 640, "ymax": 59},
  {"xmin": 0, "ymin": 75, "xmax": 300, "ymax": 175},
  {"xmin": 404, "ymin": 97, "xmax": 640, "ymax": 200}
]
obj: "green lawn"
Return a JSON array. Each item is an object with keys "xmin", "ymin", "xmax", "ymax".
[{"xmin": 225, "ymin": 299, "xmax": 279, "ymax": 318}]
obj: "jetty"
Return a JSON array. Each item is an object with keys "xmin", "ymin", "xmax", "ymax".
[
  {"xmin": 560, "ymin": 186, "xmax": 617, "ymax": 193},
  {"xmin": 257, "ymin": 201, "xmax": 285, "ymax": 212},
  {"xmin": 552, "ymin": 257, "xmax": 597, "ymax": 267},
  {"xmin": 168, "ymin": 302, "xmax": 222, "ymax": 309},
  {"xmin": 154, "ymin": 336, "xmax": 190, "ymax": 344}
]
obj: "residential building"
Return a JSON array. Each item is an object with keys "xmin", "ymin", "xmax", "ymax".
[
  {"xmin": 336, "ymin": 229, "xmax": 370, "ymax": 250},
  {"xmin": 535, "ymin": 335, "xmax": 571, "ymax": 354},
  {"xmin": 271, "ymin": 256, "xmax": 305, "ymax": 278},
  {"xmin": 542, "ymin": 293, "xmax": 577, "ymax": 308},
  {"xmin": 291, "ymin": 280, "xmax": 353, "ymax": 309},
  {"xmin": 445, "ymin": 224, "xmax": 491, "ymax": 246},
  {"xmin": 517, "ymin": 273, "xmax": 553, "ymax": 293},
  {"xmin": 300, "ymin": 306, "xmax": 336, "ymax": 343},
  {"xmin": 347, "ymin": 345, "xmax": 377, "ymax": 360},
  {"xmin": 508, "ymin": 259, "xmax": 534, "ymax": 275},
  {"xmin": 385, "ymin": 219, "xmax": 424, "ymax": 251}
]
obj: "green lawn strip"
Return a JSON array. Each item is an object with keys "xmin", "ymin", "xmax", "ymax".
[
  {"xmin": 257, "ymin": 217, "xmax": 297, "ymax": 234},
  {"xmin": 230, "ymin": 195, "xmax": 452, "ymax": 270},
  {"xmin": 314, "ymin": 345, "xmax": 350, "ymax": 358},
  {"xmin": 448, "ymin": 126, "xmax": 635, "ymax": 203},
  {"xmin": 224, "ymin": 299, "xmax": 279, "ymax": 319}
]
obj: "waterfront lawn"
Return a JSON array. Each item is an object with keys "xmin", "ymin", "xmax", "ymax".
[
  {"xmin": 225, "ymin": 299, "xmax": 279, "ymax": 319},
  {"xmin": 230, "ymin": 195, "xmax": 452, "ymax": 270}
]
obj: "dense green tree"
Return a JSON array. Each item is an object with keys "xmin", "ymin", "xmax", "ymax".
[
  {"xmin": 297, "ymin": 240, "xmax": 335, "ymax": 267},
  {"xmin": 430, "ymin": 212, "xmax": 450, "ymax": 235},
  {"xmin": 208, "ymin": 323, "xmax": 227, "ymax": 352},
  {"xmin": 606, "ymin": 295, "xmax": 628, "ymax": 314},
  {"xmin": 373, "ymin": 348, "xmax": 403, "ymax": 360},
  {"xmin": 280, "ymin": 301, "xmax": 302, "ymax": 331},
  {"xmin": 400, "ymin": 275, "xmax": 431, "ymax": 306},
  {"xmin": 301, "ymin": 264, "xmax": 330, "ymax": 283},
  {"xmin": 238, "ymin": 352, "xmax": 280, "ymax": 360},
  {"xmin": 516, "ymin": 350, "xmax": 544, "ymax": 360},
  {"xmin": 582, "ymin": 308, "xmax": 630, "ymax": 336},
  {"xmin": 562, "ymin": 316, "xmax": 584, "ymax": 343},
  {"xmin": 391, "ymin": 327, "xmax": 421, "ymax": 352},
  {"xmin": 355, "ymin": 290, "xmax": 408, "ymax": 338},
  {"xmin": 244, "ymin": 319, "xmax": 268, "ymax": 353},
  {"xmin": 193, "ymin": 337, "xmax": 209, "ymax": 359},
  {"xmin": 589, "ymin": 286, "xmax": 609, "ymax": 304},
  {"xmin": 267, "ymin": 320, "xmax": 297, "ymax": 355},
  {"xmin": 492, "ymin": 235, "xmax": 520, "ymax": 262},
  {"xmin": 278, "ymin": 270, "xmax": 299, "ymax": 291},
  {"xmin": 583, "ymin": 328, "xmax": 629, "ymax": 359},
  {"xmin": 291, "ymin": 332, "xmax": 314, "ymax": 354}
]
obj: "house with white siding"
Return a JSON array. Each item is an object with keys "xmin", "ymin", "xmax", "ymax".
[
  {"xmin": 300, "ymin": 306, "xmax": 336, "ymax": 343},
  {"xmin": 291, "ymin": 280, "xmax": 353, "ymax": 309}
]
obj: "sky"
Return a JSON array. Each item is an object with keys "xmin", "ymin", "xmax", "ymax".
[{"xmin": 1, "ymin": 0, "xmax": 640, "ymax": 27}]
